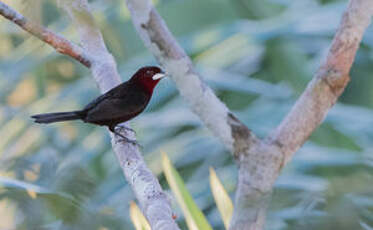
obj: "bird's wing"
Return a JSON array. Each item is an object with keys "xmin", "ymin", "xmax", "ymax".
[
  {"xmin": 84, "ymin": 86, "xmax": 150, "ymax": 125},
  {"xmin": 82, "ymin": 85, "xmax": 121, "ymax": 112}
]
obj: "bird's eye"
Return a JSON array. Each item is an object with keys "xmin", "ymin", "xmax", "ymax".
[{"xmin": 146, "ymin": 70, "xmax": 152, "ymax": 75}]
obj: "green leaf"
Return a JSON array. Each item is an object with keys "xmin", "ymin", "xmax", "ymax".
[
  {"xmin": 209, "ymin": 167, "xmax": 233, "ymax": 229},
  {"xmin": 162, "ymin": 152, "xmax": 212, "ymax": 230},
  {"xmin": 129, "ymin": 201, "xmax": 151, "ymax": 230},
  {"xmin": 0, "ymin": 176, "xmax": 50, "ymax": 198}
]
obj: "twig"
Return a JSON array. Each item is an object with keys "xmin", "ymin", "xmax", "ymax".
[
  {"xmin": 0, "ymin": 1, "xmax": 179, "ymax": 229},
  {"xmin": 0, "ymin": 1, "xmax": 90, "ymax": 67}
]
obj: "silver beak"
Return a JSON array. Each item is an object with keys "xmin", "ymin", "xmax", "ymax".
[{"xmin": 152, "ymin": 73, "xmax": 166, "ymax": 80}]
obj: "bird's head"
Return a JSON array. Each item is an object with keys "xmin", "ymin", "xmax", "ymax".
[{"xmin": 130, "ymin": 66, "xmax": 166, "ymax": 93}]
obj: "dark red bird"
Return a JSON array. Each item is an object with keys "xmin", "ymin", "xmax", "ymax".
[{"xmin": 31, "ymin": 66, "xmax": 165, "ymax": 143}]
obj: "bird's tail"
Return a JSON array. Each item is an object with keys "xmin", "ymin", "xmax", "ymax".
[{"xmin": 31, "ymin": 111, "xmax": 84, "ymax": 124}]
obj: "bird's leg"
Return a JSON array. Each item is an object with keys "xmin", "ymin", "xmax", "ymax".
[{"xmin": 109, "ymin": 125, "xmax": 140, "ymax": 146}]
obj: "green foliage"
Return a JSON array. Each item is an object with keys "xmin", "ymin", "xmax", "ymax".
[
  {"xmin": 129, "ymin": 201, "xmax": 151, "ymax": 230},
  {"xmin": 0, "ymin": 0, "xmax": 372, "ymax": 229},
  {"xmin": 130, "ymin": 159, "xmax": 233, "ymax": 230},
  {"xmin": 162, "ymin": 152, "xmax": 213, "ymax": 230},
  {"xmin": 209, "ymin": 167, "xmax": 233, "ymax": 229}
]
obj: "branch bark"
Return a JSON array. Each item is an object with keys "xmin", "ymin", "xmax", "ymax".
[
  {"xmin": 269, "ymin": 0, "xmax": 373, "ymax": 162},
  {"xmin": 0, "ymin": 1, "xmax": 179, "ymax": 229},
  {"xmin": 3, "ymin": 0, "xmax": 370, "ymax": 229},
  {"xmin": 0, "ymin": 1, "xmax": 90, "ymax": 67},
  {"xmin": 124, "ymin": 0, "xmax": 373, "ymax": 229},
  {"xmin": 124, "ymin": 0, "xmax": 259, "ymax": 155}
]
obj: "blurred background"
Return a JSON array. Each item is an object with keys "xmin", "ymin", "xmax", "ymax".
[{"xmin": 0, "ymin": 0, "xmax": 372, "ymax": 229}]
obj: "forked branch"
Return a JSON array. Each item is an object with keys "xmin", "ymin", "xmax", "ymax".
[{"xmin": 123, "ymin": 0, "xmax": 373, "ymax": 229}]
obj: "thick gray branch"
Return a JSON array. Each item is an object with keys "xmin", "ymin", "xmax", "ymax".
[
  {"xmin": 0, "ymin": 1, "xmax": 178, "ymax": 229},
  {"xmin": 123, "ymin": 0, "xmax": 373, "ymax": 230},
  {"xmin": 124, "ymin": 0, "xmax": 259, "ymax": 154},
  {"xmin": 269, "ymin": 0, "xmax": 373, "ymax": 164},
  {"xmin": 231, "ymin": 0, "xmax": 373, "ymax": 229},
  {"xmin": 59, "ymin": 1, "xmax": 179, "ymax": 229}
]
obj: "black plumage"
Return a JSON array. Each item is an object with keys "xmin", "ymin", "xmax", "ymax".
[{"xmin": 31, "ymin": 66, "xmax": 165, "ymax": 143}]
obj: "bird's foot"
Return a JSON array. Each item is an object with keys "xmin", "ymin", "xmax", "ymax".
[
  {"xmin": 111, "ymin": 127, "xmax": 142, "ymax": 148},
  {"xmin": 116, "ymin": 125, "xmax": 135, "ymax": 134}
]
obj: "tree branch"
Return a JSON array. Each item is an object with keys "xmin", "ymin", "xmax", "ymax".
[
  {"xmin": 230, "ymin": 0, "xmax": 373, "ymax": 229},
  {"xmin": 0, "ymin": 1, "xmax": 179, "ymax": 229},
  {"xmin": 124, "ymin": 0, "xmax": 259, "ymax": 156},
  {"xmin": 0, "ymin": 1, "xmax": 90, "ymax": 67},
  {"xmin": 123, "ymin": 0, "xmax": 373, "ymax": 229},
  {"xmin": 59, "ymin": 1, "xmax": 180, "ymax": 229},
  {"xmin": 268, "ymin": 0, "xmax": 373, "ymax": 163}
]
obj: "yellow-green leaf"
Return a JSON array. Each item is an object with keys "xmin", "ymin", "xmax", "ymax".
[
  {"xmin": 209, "ymin": 167, "xmax": 233, "ymax": 229},
  {"xmin": 129, "ymin": 201, "xmax": 151, "ymax": 230},
  {"xmin": 162, "ymin": 152, "xmax": 212, "ymax": 230}
]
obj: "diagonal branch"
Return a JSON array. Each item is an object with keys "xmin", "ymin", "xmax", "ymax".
[
  {"xmin": 59, "ymin": 1, "xmax": 180, "ymax": 229},
  {"xmin": 0, "ymin": 1, "xmax": 90, "ymax": 67},
  {"xmin": 124, "ymin": 0, "xmax": 258, "ymax": 156},
  {"xmin": 231, "ymin": 0, "xmax": 373, "ymax": 229},
  {"xmin": 0, "ymin": 1, "xmax": 179, "ymax": 229},
  {"xmin": 268, "ymin": 0, "xmax": 373, "ymax": 164}
]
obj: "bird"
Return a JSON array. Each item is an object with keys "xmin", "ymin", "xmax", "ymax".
[{"xmin": 31, "ymin": 66, "xmax": 166, "ymax": 144}]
